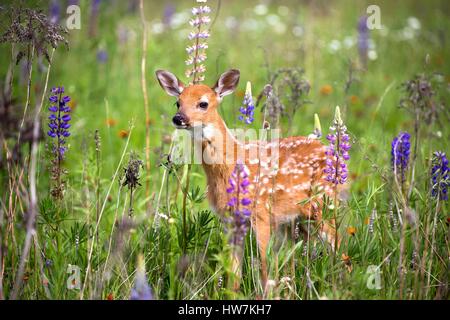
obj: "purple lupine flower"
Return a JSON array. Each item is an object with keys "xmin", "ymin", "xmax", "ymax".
[
  {"xmin": 431, "ymin": 151, "xmax": 449, "ymax": 201},
  {"xmin": 49, "ymin": 0, "xmax": 61, "ymax": 24},
  {"xmin": 163, "ymin": 3, "xmax": 176, "ymax": 27},
  {"xmin": 239, "ymin": 81, "xmax": 255, "ymax": 125},
  {"xmin": 47, "ymin": 86, "xmax": 71, "ymax": 159},
  {"xmin": 185, "ymin": 0, "xmax": 211, "ymax": 84},
  {"xmin": 96, "ymin": 49, "xmax": 108, "ymax": 63},
  {"xmin": 324, "ymin": 106, "xmax": 351, "ymax": 185},
  {"xmin": 357, "ymin": 16, "xmax": 369, "ymax": 68},
  {"xmin": 130, "ymin": 255, "xmax": 153, "ymax": 300},
  {"xmin": 45, "ymin": 259, "xmax": 53, "ymax": 268},
  {"xmin": 89, "ymin": 0, "xmax": 101, "ymax": 37},
  {"xmin": 226, "ymin": 162, "xmax": 252, "ymax": 246},
  {"xmin": 91, "ymin": 0, "xmax": 101, "ymax": 14},
  {"xmin": 391, "ymin": 132, "xmax": 411, "ymax": 184}
]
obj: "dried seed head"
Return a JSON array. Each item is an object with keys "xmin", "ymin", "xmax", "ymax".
[{"xmin": 121, "ymin": 152, "xmax": 144, "ymax": 190}]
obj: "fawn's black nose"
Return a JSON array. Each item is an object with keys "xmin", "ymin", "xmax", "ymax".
[{"xmin": 172, "ymin": 113, "xmax": 187, "ymax": 127}]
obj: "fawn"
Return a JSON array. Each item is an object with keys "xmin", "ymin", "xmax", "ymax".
[{"xmin": 156, "ymin": 69, "xmax": 338, "ymax": 287}]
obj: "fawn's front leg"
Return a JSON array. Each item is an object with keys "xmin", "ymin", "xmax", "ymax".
[{"xmin": 252, "ymin": 215, "xmax": 271, "ymax": 290}]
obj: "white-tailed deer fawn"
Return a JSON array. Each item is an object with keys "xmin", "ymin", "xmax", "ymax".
[{"xmin": 156, "ymin": 69, "xmax": 338, "ymax": 287}]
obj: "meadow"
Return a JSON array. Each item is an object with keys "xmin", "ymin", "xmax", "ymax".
[{"xmin": 0, "ymin": 0, "xmax": 449, "ymax": 300}]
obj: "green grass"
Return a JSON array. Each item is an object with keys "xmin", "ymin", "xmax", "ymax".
[{"xmin": 0, "ymin": 0, "xmax": 449, "ymax": 300}]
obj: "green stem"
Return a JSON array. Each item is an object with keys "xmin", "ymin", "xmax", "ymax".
[{"xmin": 182, "ymin": 164, "xmax": 191, "ymax": 252}]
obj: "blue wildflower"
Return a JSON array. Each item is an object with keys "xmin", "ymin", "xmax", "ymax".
[
  {"xmin": 130, "ymin": 255, "xmax": 153, "ymax": 300},
  {"xmin": 96, "ymin": 49, "xmax": 108, "ymax": 63},
  {"xmin": 49, "ymin": 0, "xmax": 61, "ymax": 24},
  {"xmin": 238, "ymin": 81, "xmax": 255, "ymax": 125},
  {"xmin": 163, "ymin": 3, "xmax": 176, "ymax": 27},
  {"xmin": 47, "ymin": 86, "xmax": 71, "ymax": 159},
  {"xmin": 431, "ymin": 151, "xmax": 449, "ymax": 201},
  {"xmin": 324, "ymin": 106, "xmax": 351, "ymax": 185},
  {"xmin": 358, "ymin": 16, "xmax": 369, "ymax": 67},
  {"xmin": 391, "ymin": 132, "xmax": 411, "ymax": 184},
  {"xmin": 226, "ymin": 162, "xmax": 252, "ymax": 246}
]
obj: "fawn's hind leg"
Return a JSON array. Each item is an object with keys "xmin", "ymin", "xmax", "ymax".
[{"xmin": 252, "ymin": 215, "xmax": 271, "ymax": 289}]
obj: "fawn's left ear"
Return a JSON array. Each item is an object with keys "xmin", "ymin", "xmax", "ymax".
[
  {"xmin": 155, "ymin": 70, "xmax": 185, "ymax": 97},
  {"xmin": 212, "ymin": 69, "xmax": 240, "ymax": 98}
]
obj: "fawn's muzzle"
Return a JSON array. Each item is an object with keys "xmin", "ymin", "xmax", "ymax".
[{"xmin": 172, "ymin": 113, "xmax": 189, "ymax": 128}]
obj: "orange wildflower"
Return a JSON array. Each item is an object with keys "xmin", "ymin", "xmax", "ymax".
[
  {"xmin": 106, "ymin": 118, "xmax": 117, "ymax": 127},
  {"xmin": 118, "ymin": 130, "xmax": 129, "ymax": 138},
  {"xmin": 350, "ymin": 95, "xmax": 359, "ymax": 104},
  {"xmin": 347, "ymin": 226, "xmax": 356, "ymax": 236},
  {"xmin": 320, "ymin": 84, "xmax": 333, "ymax": 95}
]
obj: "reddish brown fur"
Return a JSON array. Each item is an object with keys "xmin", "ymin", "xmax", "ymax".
[
  {"xmin": 198, "ymin": 116, "xmax": 338, "ymax": 286},
  {"xmin": 156, "ymin": 70, "xmax": 338, "ymax": 288}
]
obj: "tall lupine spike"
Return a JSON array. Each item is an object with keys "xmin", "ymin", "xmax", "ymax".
[
  {"xmin": 391, "ymin": 132, "xmax": 411, "ymax": 185},
  {"xmin": 47, "ymin": 86, "xmax": 71, "ymax": 159},
  {"xmin": 357, "ymin": 16, "xmax": 369, "ymax": 69},
  {"xmin": 47, "ymin": 86, "xmax": 71, "ymax": 199},
  {"xmin": 308, "ymin": 113, "xmax": 322, "ymax": 139},
  {"xmin": 226, "ymin": 162, "xmax": 252, "ymax": 247},
  {"xmin": 431, "ymin": 151, "xmax": 449, "ymax": 201},
  {"xmin": 130, "ymin": 254, "xmax": 153, "ymax": 300},
  {"xmin": 49, "ymin": 0, "xmax": 61, "ymax": 24},
  {"xmin": 238, "ymin": 81, "xmax": 255, "ymax": 124},
  {"xmin": 185, "ymin": 0, "xmax": 211, "ymax": 84},
  {"xmin": 324, "ymin": 106, "xmax": 351, "ymax": 185},
  {"xmin": 89, "ymin": 0, "xmax": 101, "ymax": 37}
]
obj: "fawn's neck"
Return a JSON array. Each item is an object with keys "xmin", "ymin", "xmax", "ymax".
[{"xmin": 198, "ymin": 116, "xmax": 240, "ymax": 214}]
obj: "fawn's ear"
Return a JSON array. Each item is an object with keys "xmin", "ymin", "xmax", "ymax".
[
  {"xmin": 213, "ymin": 69, "xmax": 240, "ymax": 98},
  {"xmin": 155, "ymin": 70, "xmax": 184, "ymax": 97}
]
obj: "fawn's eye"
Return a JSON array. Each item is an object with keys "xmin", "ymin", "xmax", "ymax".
[
  {"xmin": 175, "ymin": 101, "xmax": 180, "ymax": 108},
  {"xmin": 199, "ymin": 102, "xmax": 208, "ymax": 109}
]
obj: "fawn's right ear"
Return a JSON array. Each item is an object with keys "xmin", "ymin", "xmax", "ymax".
[{"xmin": 155, "ymin": 70, "xmax": 184, "ymax": 97}]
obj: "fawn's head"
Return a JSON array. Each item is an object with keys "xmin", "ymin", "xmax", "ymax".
[{"xmin": 156, "ymin": 69, "xmax": 240, "ymax": 129}]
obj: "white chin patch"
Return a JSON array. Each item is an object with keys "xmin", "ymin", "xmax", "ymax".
[
  {"xmin": 188, "ymin": 123, "xmax": 216, "ymax": 142},
  {"xmin": 202, "ymin": 124, "xmax": 216, "ymax": 141}
]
